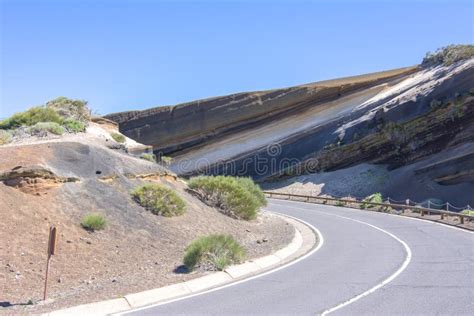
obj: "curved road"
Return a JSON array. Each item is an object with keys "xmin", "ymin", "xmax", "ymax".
[{"xmin": 125, "ymin": 199, "xmax": 474, "ymax": 315}]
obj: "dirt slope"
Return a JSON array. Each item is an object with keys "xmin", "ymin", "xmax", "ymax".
[{"xmin": 0, "ymin": 127, "xmax": 292, "ymax": 313}]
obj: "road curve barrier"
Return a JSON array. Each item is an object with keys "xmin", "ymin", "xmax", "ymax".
[{"xmin": 264, "ymin": 191, "xmax": 474, "ymax": 227}]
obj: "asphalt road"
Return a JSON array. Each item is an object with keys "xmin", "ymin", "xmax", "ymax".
[{"xmin": 125, "ymin": 199, "xmax": 474, "ymax": 315}]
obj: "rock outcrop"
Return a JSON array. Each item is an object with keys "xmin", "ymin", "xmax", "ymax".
[
  {"xmin": 106, "ymin": 58, "xmax": 474, "ymax": 205},
  {"xmin": 106, "ymin": 67, "xmax": 416, "ymax": 155}
]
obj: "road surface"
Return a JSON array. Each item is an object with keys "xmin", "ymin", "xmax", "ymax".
[{"xmin": 124, "ymin": 199, "xmax": 474, "ymax": 315}]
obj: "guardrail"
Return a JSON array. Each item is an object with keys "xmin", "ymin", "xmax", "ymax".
[{"xmin": 263, "ymin": 191, "xmax": 474, "ymax": 225}]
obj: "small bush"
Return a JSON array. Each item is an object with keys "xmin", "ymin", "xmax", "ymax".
[
  {"xmin": 183, "ymin": 234, "xmax": 245, "ymax": 271},
  {"xmin": 140, "ymin": 153, "xmax": 156, "ymax": 162},
  {"xmin": 131, "ymin": 183, "xmax": 186, "ymax": 217},
  {"xmin": 111, "ymin": 132, "xmax": 126, "ymax": 143},
  {"xmin": 422, "ymin": 45, "xmax": 474, "ymax": 66},
  {"xmin": 0, "ymin": 130, "xmax": 12, "ymax": 145},
  {"xmin": 63, "ymin": 118, "xmax": 87, "ymax": 133},
  {"xmin": 361, "ymin": 193, "xmax": 383, "ymax": 209},
  {"xmin": 160, "ymin": 156, "xmax": 173, "ymax": 165},
  {"xmin": 46, "ymin": 97, "xmax": 90, "ymax": 122},
  {"xmin": 188, "ymin": 176, "xmax": 266, "ymax": 220},
  {"xmin": 235, "ymin": 177, "xmax": 267, "ymax": 207},
  {"xmin": 0, "ymin": 106, "xmax": 64, "ymax": 129},
  {"xmin": 81, "ymin": 213, "xmax": 106, "ymax": 231},
  {"xmin": 461, "ymin": 209, "xmax": 474, "ymax": 216},
  {"xmin": 28, "ymin": 122, "xmax": 65, "ymax": 136},
  {"xmin": 335, "ymin": 200, "xmax": 345, "ymax": 207}
]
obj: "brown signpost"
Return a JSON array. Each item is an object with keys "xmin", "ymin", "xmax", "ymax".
[{"xmin": 43, "ymin": 226, "xmax": 57, "ymax": 301}]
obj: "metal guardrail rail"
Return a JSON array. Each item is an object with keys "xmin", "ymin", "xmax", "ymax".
[{"xmin": 263, "ymin": 191, "xmax": 474, "ymax": 225}]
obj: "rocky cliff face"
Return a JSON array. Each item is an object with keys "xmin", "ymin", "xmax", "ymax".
[
  {"xmin": 106, "ymin": 67, "xmax": 416, "ymax": 155},
  {"xmin": 106, "ymin": 58, "xmax": 474, "ymax": 205}
]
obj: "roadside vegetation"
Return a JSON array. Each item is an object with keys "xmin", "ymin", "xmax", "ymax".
[
  {"xmin": 160, "ymin": 155, "xmax": 173, "ymax": 165},
  {"xmin": 63, "ymin": 118, "xmax": 87, "ymax": 133},
  {"xmin": 110, "ymin": 132, "xmax": 126, "ymax": 143},
  {"xmin": 0, "ymin": 97, "xmax": 90, "ymax": 142},
  {"xmin": 140, "ymin": 153, "xmax": 156, "ymax": 162},
  {"xmin": 361, "ymin": 192, "xmax": 383, "ymax": 209},
  {"xmin": 80, "ymin": 213, "xmax": 107, "ymax": 231},
  {"xmin": 28, "ymin": 122, "xmax": 65, "ymax": 136},
  {"xmin": 422, "ymin": 44, "xmax": 474, "ymax": 66},
  {"xmin": 188, "ymin": 175, "xmax": 266, "ymax": 220},
  {"xmin": 0, "ymin": 130, "xmax": 12, "ymax": 145},
  {"xmin": 461, "ymin": 209, "xmax": 474, "ymax": 216},
  {"xmin": 183, "ymin": 234, "xmax": 245, "ymax": 271},
  {"xmin": 131, "ymin": 183, "xmax": 186, "ymax": 217}
]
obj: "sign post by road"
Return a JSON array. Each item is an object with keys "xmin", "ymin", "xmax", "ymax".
[{"xmin": 43, "ymin": 226, "xmax": 57, "ymax": 301}]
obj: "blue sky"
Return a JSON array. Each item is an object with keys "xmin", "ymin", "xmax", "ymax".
[{"xmin": 1, "ymin": 0, "xmax": 473, "ymax": 118}]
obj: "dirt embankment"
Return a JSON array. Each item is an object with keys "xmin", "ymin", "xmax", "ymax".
[{"xmin": 0, "ymin": 137, "xmax": 293, "ymax": 313}]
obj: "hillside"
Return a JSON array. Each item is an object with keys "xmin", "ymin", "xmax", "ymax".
[
  {"xmin": 0, "ymin": 120, "xmax": 293, "ymax": 312},
  {"xmin": 106, "ymin": 52, "xmax": 474, "ymax": 206}
]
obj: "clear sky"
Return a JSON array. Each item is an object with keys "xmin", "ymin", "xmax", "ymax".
[{"xmin": 1, "ymin": 0, "xmax": 473, "ymax": 118}]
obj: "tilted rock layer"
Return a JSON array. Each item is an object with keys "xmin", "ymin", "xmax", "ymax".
[{"xmin": 107, "ymin": 59, "xmax": 474, "ymax": 204}]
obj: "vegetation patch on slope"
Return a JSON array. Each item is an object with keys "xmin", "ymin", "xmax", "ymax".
[
  {"xmin": 184, "ymin": 234, "xmax": 245, "ymax": 271},
  {"xmin": 131, "ymin": 183, "xmax": 186, "ymax": 217},
  {"xmin": 81, "ymin": 213, "xmax": 107, "ymax": 231},
  {"xmin": 188, "ymin": 176, "xmax": 266, "ymax": 220},
  {"xmin": 0, "ymin": 97, "xmax": 91, "ymax": 141},
  {"xmin": 422, "ymin": 44, "xmax": 474, "ymax": 66}
]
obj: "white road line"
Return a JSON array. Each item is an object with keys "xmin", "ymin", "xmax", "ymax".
[
  {"xmin": 270, "ymin": 200, "xmax": 412, "ymax": 315},
  {"xmin": 116, "ymin": 214, "xmax": 324, "ymax": 315},
  {"xmin": 319, "ymin": 213, "xmax": 412, "ymax": 315}
]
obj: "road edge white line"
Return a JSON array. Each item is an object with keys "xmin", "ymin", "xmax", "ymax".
[
  {"xmin": 115, "ymin": 213, "xmax": 324, "ymax": 315},
  {"xmin": 319, "ymin": 213, "xmax": 412, "ymax": 315},
  {"xmin": 270, "ymin": 200, "xmax": 413, "ymax": 315}
]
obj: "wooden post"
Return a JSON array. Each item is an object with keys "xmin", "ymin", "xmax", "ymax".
[
  {"xmin": 43, "ymin": 226, "xmax": 57, "ymax": 301},
  {"xmin": 441, "ymin": 213, "xmax": 444, "ymax": 220},
  {"xmin": 460, "ymin": 216, "xmax": 464, "ymax": 225},
  {"xmin": 420, "ymin": 209, "xmax": 424, "ymax": 217}
]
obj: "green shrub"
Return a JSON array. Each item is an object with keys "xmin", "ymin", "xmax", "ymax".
[
  {"xmin": 235, "ymin": 177, "xmax": 267, "ymax": 207},
  {"xmin": 422, "ymin": 45, "xmax": 474, "ymax": 66},
  {"xmin": 81, "ymin": 213, "xmax": 106, "ymax": 231},
  {"xmin": 0, "ymin": 106, "xmax": 64, "ymax": 129},
  {"xmin": 131, "ymin": 183, "xmax": 186, "ymax": 217},
  {"xmin": 335, "ymin": 200, "xmax": 345, "ymax": 207},
  {"xmin": 46, "ymin": 97, "xmax": 90, "ymax": 122},
  {"xmin": 28, "ymin": 122, "xmax": 65, "ymax": 136},
  {"xmin": 160, "ymin": 156, "xmax": 173, "ymax": 165},
  {"xmin": 461, "ymin": 209, "xmax": 474, "ymax": 216},
  {"xmin": 140, "ymin": 153, "xmax": 156, "ymax": 162},
  {"xmin": 188, "ymin": 176, "xmax": 265, "ymax": 220},
  {"xmin": 361, "ymin": 192, "xmax": 383, "ymax": 209},
  {"xmin": 183, "ymin": 234, "xmax": 245, "ymax": 271},
  {"xmin": 63, "ymin": 118, "xmax": 87, "ymax": 133},
  {"xmin": 111, "ymin": 132, "xmax": 126, "ymax": 143},
  {"xmin": 0, "ymin": 130, "xmax": 12, "ymax": 145}
]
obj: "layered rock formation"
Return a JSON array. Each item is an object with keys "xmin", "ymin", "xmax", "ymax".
[
  {"xmin": 106, "ymin": 58, "xmax": 474, "ymax": 205},
  {"xmin": 106, "ymin": 67, "xmax": 416, "ymax": 155}
]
